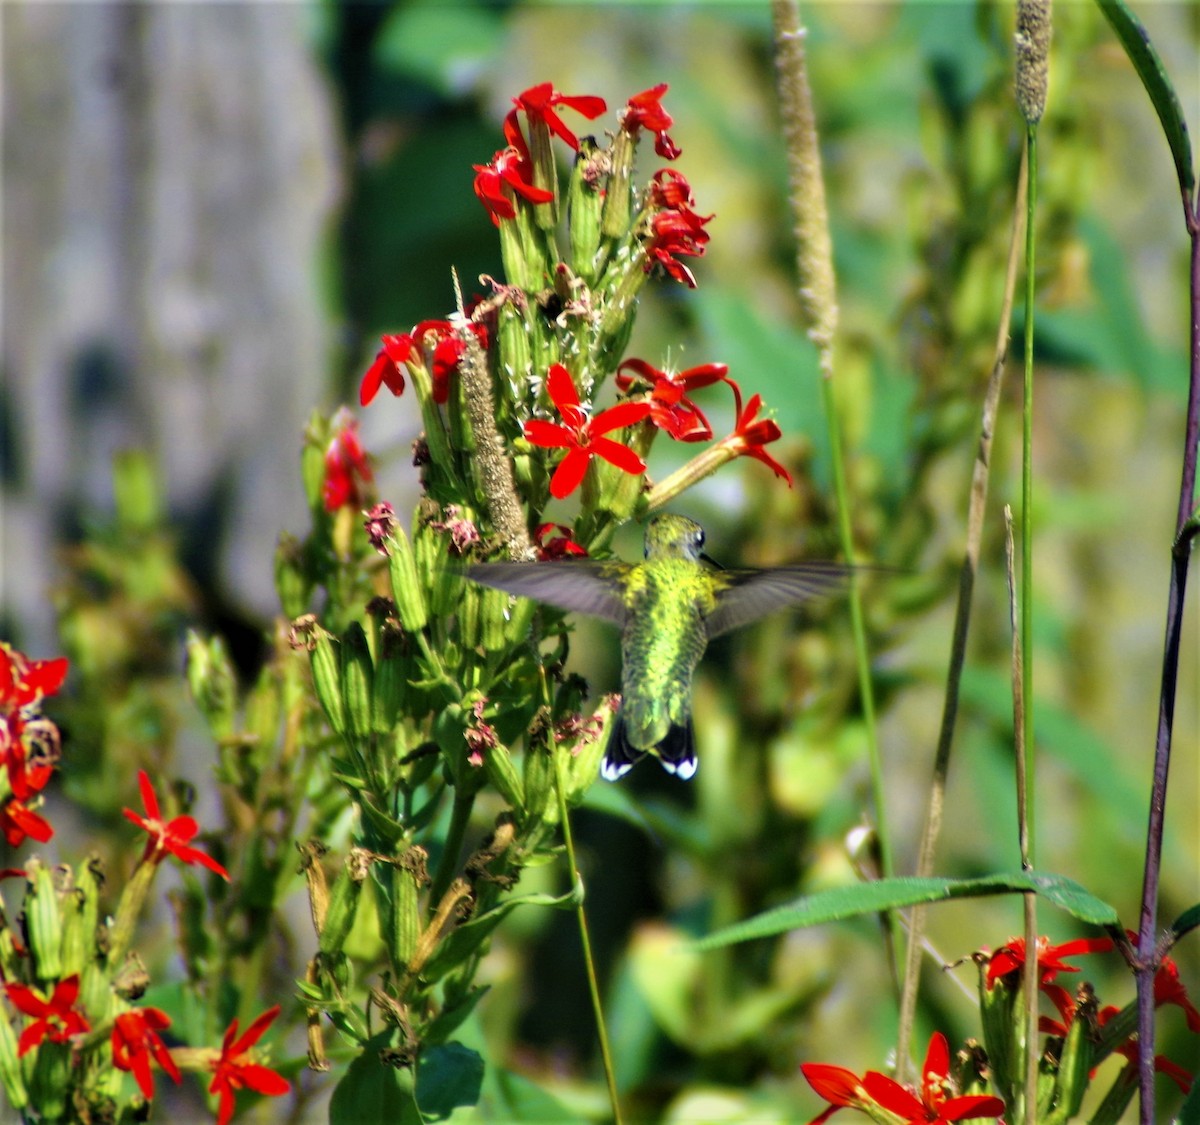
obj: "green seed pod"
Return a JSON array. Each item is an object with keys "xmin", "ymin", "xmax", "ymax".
[
  {"xmin": 1055, "ymin": 984, "xmax": 1096, "ymax": 1120},
  {"xmin": 275, "ymin": 532, "xmax": 313, "ymax": 619},
  {"xmin": 0, "ymin": 1002, "xmax": 28, "ymax": 1110},
  {"xmin": 566, "ymin": 696, "xmax": 617, "ymax": 804},
  {"xmin": 185, "ymin": 631, "xmax": 237, "ymax": 741},
  {"xmin": 372, "ymin": 623, "xmax": 409, "ymax": 732},
  {"xmin": 309, "ymin": 625, "xmax": 345, "ymax": 736},
  {"xmin": 482, "ymin": 741, "xmax": 525, "ymax": 813},
  {"xmin": 319, "ymin": 848, "xmax": 370, "ymax": 958},
  {"xmin": 568, "ymin": 137, "xmax": 606, "ymax": 281},
  {"xmin": 25, "ymin": 860, "xmax": 62, "ymax": 983},
  {"xmin": 522, "ymin": 734, "xmax": 558, "ymax": 829},
  {"xmin": 600, "ymin": 128, "xmax": 635, "ymax": 241},
  {"xmin": 301, "ymin": 412, "xmax": 329, "ymax": 513},
  {"xmin": 496, "ymin": 301, "xmax": 533, "ymax": 405},
  {"xmin": 339, "ymin": 622, "xmax": 375, "ymax": 743},
  {"xmin": 390, "ymin": 847, "xmax": 428, "ymax": 971},
  {"xmin": 977, "ymin": 959, "xmax": 1019, "ymax": 1108}
]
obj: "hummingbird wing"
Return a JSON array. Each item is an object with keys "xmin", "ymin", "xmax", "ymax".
[
  {"xmin": 703, "ymin": 563, "xmax": 856, "ymax": 639},
  {"xmin": 465, "ymin": 562, "xmax": 631, "ymax": 627}
]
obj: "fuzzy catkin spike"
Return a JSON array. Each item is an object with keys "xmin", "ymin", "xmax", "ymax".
[
  {"xmin": 772, "ymin": 0, "xmax": 838, "ymax": 374},
  {"xmin": 452, "ymin": 271, "xmax": 533, "ymax": 561},
  {"xmin": 1015, "ymin": 0, "xmax": 1052, "ymax": 124}
]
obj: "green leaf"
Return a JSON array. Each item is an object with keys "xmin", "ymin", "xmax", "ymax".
[
  {"xmin": 416, "ymin": 1042, "xmax": 485, "ymax": 1120},
  {"xmin": 692, "ymin": 871, "xmax": 1118, "ymax": 950},
  {"xmin": 330, "ymin": 1042, "xmax": 424, "ymax": 1125},
  {"xmin": 1095, "ymin": 0, "xmax": 1195, "ymax": 198},
  {"xmin": 1171, "ymin": 903, "xmax": 1200, "ymax": 940},
  {"xmin": 374, "ymin": 3, "xmax": 504, "ymax": 98}
]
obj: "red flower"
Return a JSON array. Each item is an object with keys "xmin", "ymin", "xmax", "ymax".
[
  {"xmin": 1042, "ymin": 983, "xmax": 1195, "ymax": 1095},
  {"xmin": 321, "ymin": 410, "xmax": 374, "ymax": 513},
  {"xmin": 504, "ymin": 82, "xmax": 607, "ymax": 156},
  {"xmin": 1, "ymin": 740, "xmax": 56, "ymax": 847},
  {"xmin": 621, "ymin": 84, "xmax": 680, "ymax": 160},
  {"xmin": 534, "ymin": 522, "xmax": 588, "ymax": 559},
  {"xmin": 412, "ymin": 319, "xmax": 488, "ymax": 405},
  {"xmin": 721, "ymin": 382, "xmax": 793, "ymax": 485},
  {"xmin": 359, "ymin": 333, "xmax": 414, "ymax": 407},
  {"xmin": 615, "ymin": 358, "xmax": 729, "ymax": 442},
  {"xmin": 473, "ymin": 146, "xmax": 554, "ymax": 225},
  {"xmin": 800, "ymin": 1062, "xmax": 867, "ymax": 1124},
  {"xmin": 802, "ymin": 1034, "xmax": 1005, "ymax": 1125},
  {"xmin": 644, "ymin": 210, "xmax": 711, "ymax": 288},
  {"xmin": 639, "ymin": 169, "xmax": 713, "ymax": 287},
  {"xmin": 863, "ymin": 1032, "xmax": 1006, "ymax": 1124},
  {"xmin": 984, "ymin": 934, "xmax": 1113, "ymax": 990},
  {"xmin": 0, "ymin": 646, "xmax": 68, "ymax": 714},
  {"xmin": 208, "ymin": 1005, "xmax": 291, "ymax": 1125},
  {"xmin": 5, "ymin": 975, "xmax": 90, "ymax": 1056},
  {"xmin": 1154, "ymin": 956, "xmax": 1200, "ymax": 1032},
  {"xmin": 523, "ymin": 364, "xmax": 651, "ymax": 499},
  {"xmin": 113, "ymin": 1007, "xmax": 182, "ymax": 1100},
  {"xmin": 123, "ymin": 769, "xmax": 229, "ymax": 880}
]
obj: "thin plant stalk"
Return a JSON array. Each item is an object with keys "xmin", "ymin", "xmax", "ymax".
[
  {"xmin": 1019, "ymin": 122, "xmax": 1041, "ymax": 1125},
  {"xmin": 553, "ymin": 744, "xmax": 623, "ymax": 1125},
  {"xmin": 771, "ymin": 0, "xmax": 897, "ymax": 991},
  {"xmin": 1134, "ymin": 169, "xmax": 1200, "ymax": 1125},
  {"xmin": 1006, "ymin": 504, "xmax": 1039, "ymax": 1125},
  {"xmin": 895, "ymin": 146, "xmax": 1027, "ymax": 1080}
]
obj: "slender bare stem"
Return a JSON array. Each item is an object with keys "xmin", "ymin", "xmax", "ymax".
[{"xmin": 895, "ymin": 148, "xmax": 1027, "ymax": 1080}]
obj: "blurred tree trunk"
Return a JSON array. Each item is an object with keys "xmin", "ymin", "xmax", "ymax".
[{"xmin": 2, "ymin": 3, "xmax": 341, "ymax": 648}]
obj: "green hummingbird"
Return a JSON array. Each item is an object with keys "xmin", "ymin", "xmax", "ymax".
[{"xmin": 466, "ymin": 513, "xmax": 855, "ymax": 781}]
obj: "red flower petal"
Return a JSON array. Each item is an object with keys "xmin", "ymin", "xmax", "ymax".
[{"xmin": 549, "ymin": 447, "xmax": 591, "ymax": 499}]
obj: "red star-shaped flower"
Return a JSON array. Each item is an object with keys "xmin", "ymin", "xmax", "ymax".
[
  {"xmin": 473, "ymin": 146, "xmax": 554, "ymax": 225},
  {"xmin": 208, "ymin": 1005, "xmax": 291, "ymax": 1125},
  {"xmin": 534, "ymin": 522, "xmax": 588, "ymax": 559},
  {"xmin": 112, "ymin": 1007, "xmax": 182, "ymax": 1100},
  {"xmin": 862, "ymin": 1032, "xmax": 1006, "ymax": 1124},
  {"xmin": 721, "ymin": 382, "xmax": 793, "ymax": 485},
  {"xmin": 504, "ymin": 82, "xmax": 607, "ymax": 157},
  {"xmin": 523, "ymin": 364, "xmax": 651, "ymax": 499},
  {"xmin": 984, "ymin": 934, "xmax": 1113, "ymax": 990},
  {"xmin": 615, "ymin": 357, "xmax": 729, "ymax": 442},
  {"xmin": 621, "ymin": 84, "xmax": 680, "ymax": 159},
  {"xmin": 123, "ymin": 769, "xmax": 229, "ymax": 880},
  {"xmin": 5, "ymin": 975, "xmax": 90, "ymax": 1056},
  {"xmin": 0, "ymin": 646, "xmax": 68, "ymax": 713},
  {"xmin": 359, "ymin": 333, "xmax": 415, "ymax": 407}
]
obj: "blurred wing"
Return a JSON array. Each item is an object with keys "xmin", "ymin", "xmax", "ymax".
[
  {"xmin": 465, "ymin": 562, "xmax": 629, "ymax": 627},
  {"xmin": 703, "ymin": 564, "xmax": 857, "ymax": 639}
]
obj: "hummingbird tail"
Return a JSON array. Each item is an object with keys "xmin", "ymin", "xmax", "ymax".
[
  {"xmin": 601, "ymin": 714, "xmax": 645, "ymax": 781},
  {"xmin": 656, "ymin": 718, "xmax": 697, "ymax": 780},
  {"xmin": 601, "ymin": 713, "xmax": 698, "ymax": 782}
]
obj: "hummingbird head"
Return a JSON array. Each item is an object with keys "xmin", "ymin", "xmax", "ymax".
[{"xmin": 643, "ymin": 514, "xmax": 706, "ymax": 562}]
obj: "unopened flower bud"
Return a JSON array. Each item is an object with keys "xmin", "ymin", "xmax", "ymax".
[
  {"xmin": 186, "ymin": 631, "xmax": 237, "ymax": 741},
  {"xmin": 339, "ymin": 622, "xmax": 375, "ymax": 744}
]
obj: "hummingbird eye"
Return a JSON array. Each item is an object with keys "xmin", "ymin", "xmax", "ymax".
[{"xmin": 695, "ymin": 529, "xmax": 705, "ymax": 548}]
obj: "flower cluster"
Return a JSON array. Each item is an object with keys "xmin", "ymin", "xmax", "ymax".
[
  {"xmin": 356, "ymin": 80, "xmax": 795, "ymax": 538},
  {"xmin": 801, "ymin": 935, "xmax": 1198, "ymax": 1123},
  {"xmin": 0, "ymin": 672, "xmax": 287, "ymax": 1122},
  {"xmin": 802, "ymin": 1031, "xmax": 1005, "ymax": 1124},
  {"xmin": 0, "ymin": 644, "xmax": 67, "ymax": 847}
]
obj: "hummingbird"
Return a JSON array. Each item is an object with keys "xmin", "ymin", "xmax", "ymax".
[{"xmin": 466, "ymin": 513, "xmax": 856, "ymax": 781}]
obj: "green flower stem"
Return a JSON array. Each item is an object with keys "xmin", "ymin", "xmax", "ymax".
[
  {"xmin": 106, "ymin": 858, "xmax": 157, "ymax": 970},
  {"xmin": 427, "ymin": 791, "xmax": 476, "ymax": 912},
  {"xmin": 553, "ymin": 739, "xmax": 623, "ymax": 1125}
]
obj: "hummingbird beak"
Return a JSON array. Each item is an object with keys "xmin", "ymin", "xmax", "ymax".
[{"xmin": 699, "ymin": 552, "xmax": 724, "ymax": 570}]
